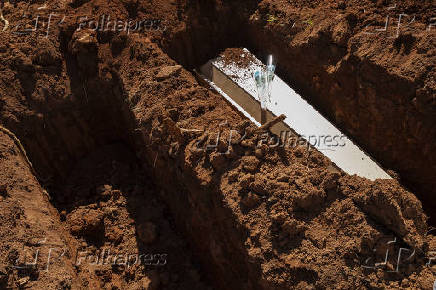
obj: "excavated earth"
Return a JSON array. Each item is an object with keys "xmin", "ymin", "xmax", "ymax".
[{"xmin": 0, "ymin": 0, "xmax": 434, "ymax": 289}]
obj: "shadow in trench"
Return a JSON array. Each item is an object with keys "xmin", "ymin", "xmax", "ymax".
[{"xmin": 52, "ymin": 142, "xmax": 213, "ymax": 289}]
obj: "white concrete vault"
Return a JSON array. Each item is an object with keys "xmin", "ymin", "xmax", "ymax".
[{"xmin": 199, "ymin": 48, "xmax": 392, "ymax": 181}]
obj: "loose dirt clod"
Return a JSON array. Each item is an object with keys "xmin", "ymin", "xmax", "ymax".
[
  {"xmin": 241, "ymin": 192, "xmax": 261, "ymax": 209},
  {"xmin": 254, "ymin": 114, "xmax": 286, "ymax": 133},
  {"xmin": 156, "ymin": 65, "xmax": 182, "ymax": 80}
]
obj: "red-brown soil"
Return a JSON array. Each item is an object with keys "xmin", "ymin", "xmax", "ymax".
[{"xmin": 0, "ymin": 0, "xmax": 435, "ymax": 289}]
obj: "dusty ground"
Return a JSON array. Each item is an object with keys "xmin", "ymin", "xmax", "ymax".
[{"xmin": 0, "ymin": 0, "xmax": 435, "ymax": 289}]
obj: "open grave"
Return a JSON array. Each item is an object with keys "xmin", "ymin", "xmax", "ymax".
[
  {"xmin": 200, "ymin": 48, "xmax": 391, "ymax": 180},
  {"xmin": 0, "ymin": 0, "xmax": 435, "ymax": 289}
]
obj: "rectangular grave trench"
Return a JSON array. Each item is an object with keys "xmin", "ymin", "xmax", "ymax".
[{"xmin": 198, "ymin": 48, "xmax": 392, "ymax": 181}]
